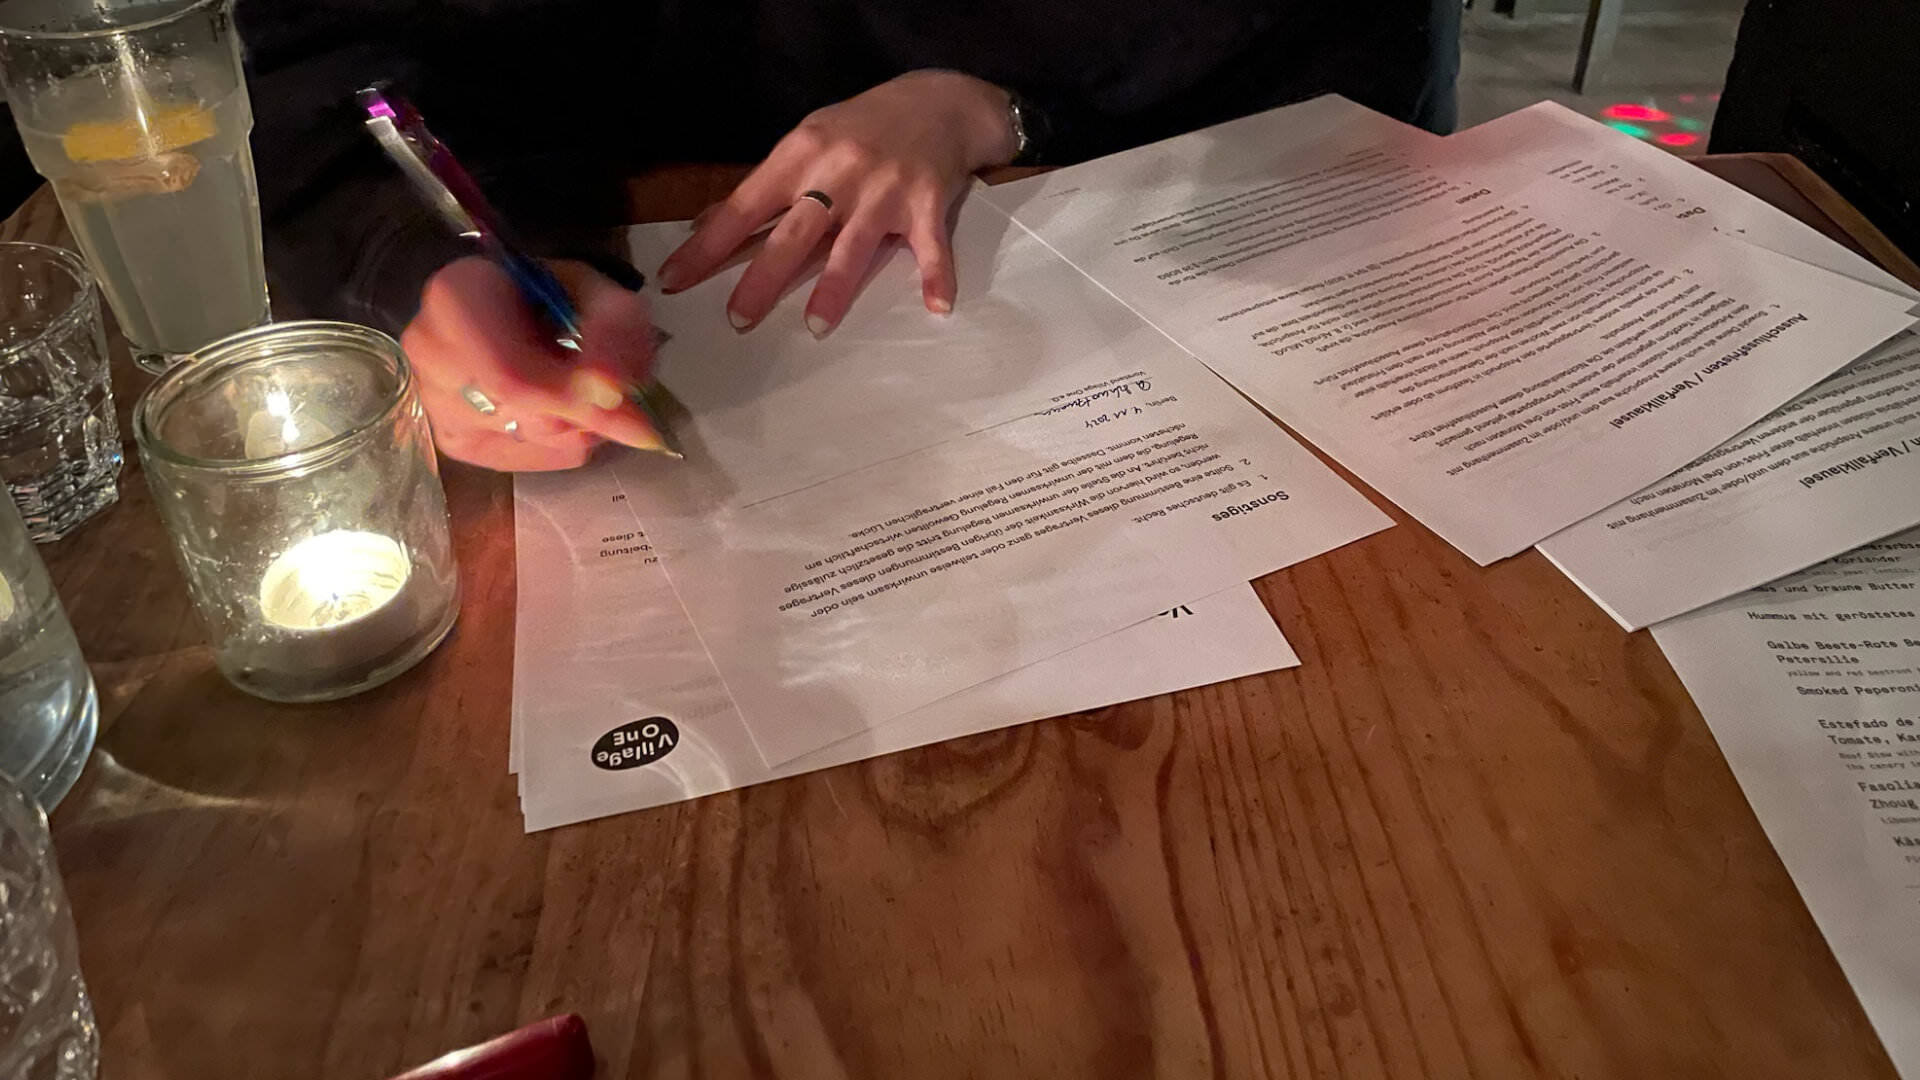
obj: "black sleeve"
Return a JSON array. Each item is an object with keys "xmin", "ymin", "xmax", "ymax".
[
  {"xmin": 241, "ymin": 6, "xmax": 462, "ymax": 335},
  {"xmin": 241, "ymin": 0, "xmax": 652, "ymax": 335},
  {"xmin": 840, "ymin": 0, "xmax": 1455, "ymax": 164}
]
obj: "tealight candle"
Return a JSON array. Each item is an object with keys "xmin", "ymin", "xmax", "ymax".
[
  {"xmin": 231, "ymin": 528, "xmax": 437, "ymax": 688},
  {"xmin": 135, "ymin": 322, "xmax": 460, "ymax": 702},
  {"xmin": 259, "ymin": 530, "xmax": 408, "ymax": 630}
]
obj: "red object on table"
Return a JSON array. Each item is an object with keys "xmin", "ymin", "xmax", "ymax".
[{"xmin": 386, "ymin": 1015, "xmax": 594, "ymax": 1080}]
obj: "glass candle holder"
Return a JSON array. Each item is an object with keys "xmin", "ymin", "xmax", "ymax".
[{"xmin": 133, "ymin": 321, "xmax": 459, "ymax": 702}]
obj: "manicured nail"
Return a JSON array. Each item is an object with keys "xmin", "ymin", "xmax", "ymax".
[
  {"xmin": 728, "ymin": 309, "xmax": 751, "ymax": 331},
  {"xmin": 569, "ymin": 369, "xmax": 625, "ymax": 411},
  {"xmin": 929, "ymin": 296, "xmax": 953, "ymax": 315},
  {"xmin": 806, "ymin": 313, "xmax": 830, "ymax": 338},
  {"xmin": 658, "ymin": 262, "xmax": 687, "ymax": 292}
]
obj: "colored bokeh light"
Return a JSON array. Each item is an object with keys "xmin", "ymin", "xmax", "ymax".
[
  {"xmin": 1603, "ymin": 103, "xmax": 1672, "ymax": 123},
  {"xmin": 1591, "ymin": 93, "xmax": 1716, "ymax": 152}
]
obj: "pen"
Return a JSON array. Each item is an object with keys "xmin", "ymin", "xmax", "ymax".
[{"xmin": 356, "ymin": 84, "xmax": 684, "ymax": 459}]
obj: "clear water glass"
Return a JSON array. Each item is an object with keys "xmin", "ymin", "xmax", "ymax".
[
  {"xmin": 0, "ymin": 490, "xmax": 96, "ymax": 810},
  {"xmin": 0, "ymin": 0, "xmax": 267, "ymax": 373},
  {"xmin": 135, "ymin": 321, "xmax": 460, "ymax": 702},
  {"xmin": 0, "ymin": 243, "xmax": 118, "ymax": 543},
  {"xmin": 0, "ymin": 770, "xmax": 96, "ymax": 1079}
]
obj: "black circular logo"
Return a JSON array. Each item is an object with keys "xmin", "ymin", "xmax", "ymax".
[{"xmin": 591, "ymin": 717, "xmax": 679, "ymax": 770}]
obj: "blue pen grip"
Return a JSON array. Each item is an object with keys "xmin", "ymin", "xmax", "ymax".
[{"xmin": 501, "ymin": 250, "xmax": 585, "ymax": 343}]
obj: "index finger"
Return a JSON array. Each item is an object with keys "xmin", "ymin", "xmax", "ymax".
[{"xmin": 657, "ymin": 143, "xmax": 808, "ymax": 291}]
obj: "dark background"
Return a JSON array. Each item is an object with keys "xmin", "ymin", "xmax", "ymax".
[
  {"xmin": 1708, "ymin": 0, "xmax": 1920, "ymax": 259},
  {"xmin": 0, "ymin": 0, "xmax": 1913, "ymax": 263}
]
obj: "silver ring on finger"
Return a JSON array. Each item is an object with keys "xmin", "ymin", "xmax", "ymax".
[
  {"xmin": 461, "ymin": 384, "xmax": 499, "ymax": 416},
  {"xmin": 796, "ymin": 189, "xmax": 836, "ymax": 222}
]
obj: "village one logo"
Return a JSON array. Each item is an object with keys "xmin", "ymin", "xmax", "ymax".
[{"xmin": 591, "ymin": 717, "xmax": 679, "ymax": 770}]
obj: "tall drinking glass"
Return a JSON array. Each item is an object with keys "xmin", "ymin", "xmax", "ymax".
[
  {"xmin": 0, "ymin": 487, "xmax": 95, "ymax": 810},
  {"xmin": 0, "ymin": 0, "xmax": 267, "ymax": 373},
  {"xmin": 0, "ymin": 769, "xmax": 96, "ymax": 1079}
]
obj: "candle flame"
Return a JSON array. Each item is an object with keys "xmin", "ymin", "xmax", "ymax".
[{"xmin": 259, "ymin": 531, "xmax": 410, "ymax": 631}]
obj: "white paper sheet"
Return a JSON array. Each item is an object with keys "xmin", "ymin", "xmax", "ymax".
[
  {"xmin": 511, "ymin": 465, "xmax": 1298, "ymax": 830},
  {"xmin": 1449, "ymin": 102, "xmax": 1919, "ymax": 301},
  {"xmin": 982, "ymin": 96, "xmax": 1919, "ymax": 564},
  {"xmin": 1541, "ymin": 333, "xmax": 1920, "ymax": 629},
  {"xmin": 615, "ymin": 196, "xmax": 1387, "ymax": 765},
  {"xmin": 1652, "ymin": 532, "xmax": 1920, "ymax": 1080}
]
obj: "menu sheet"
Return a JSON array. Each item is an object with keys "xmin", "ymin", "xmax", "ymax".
[{"xmin": 1653, "ymin": 531, "xmax": 1920, "ymax": 1079}]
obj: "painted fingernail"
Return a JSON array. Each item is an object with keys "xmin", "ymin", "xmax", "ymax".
[
  {"xmin": 929, "ymin": 296, "xmax": 953, "ymax": 315},
  {"xmin": 569, "ymin": 369, "xmax": 625, "ymax": 411},
  {"xmin": 728, "ymin": 309, "xmax": 751, "ymax": 331},
  {"xmin": 658, "ymin": 262, "xmax": 687, "ymax": 292},
  {"xmin": 806, "ymin": 313, "xmax": 830, "ymax": 339}
]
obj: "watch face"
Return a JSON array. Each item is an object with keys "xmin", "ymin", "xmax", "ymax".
[{"xmin": 1007, "ymin": 96, "xmax": 1032, "ymax": 162}]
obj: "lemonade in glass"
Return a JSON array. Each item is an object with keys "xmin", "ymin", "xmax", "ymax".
[{"xmin": 0, "ymin": 0, "xmax": 266, "ymax": 372}]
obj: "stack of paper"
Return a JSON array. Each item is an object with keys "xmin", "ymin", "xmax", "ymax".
[
  {"xmin": 514, "ymin": 94, "xmax": 1917, "ymax": 832},
  {"xmin": 1439, "ymin": 104, "xmax": 1920, "ymax": 629},
  {"xmin": 512, "ymin": 191, "xmax": 1393, "ymax": 829},
  {"xmin": 511, "ymin": 467, "xmax": 1303, "ymax": 829},
  {"xmin": 1437, "ymin": 105, "xmax": 1920, "ymax": 1073},
  {"xmin": 982, "ymin": 99, "xmax": 1916, "ymax": 564}
]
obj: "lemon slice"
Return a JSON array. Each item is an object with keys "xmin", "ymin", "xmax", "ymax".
[{"xmin": 62, "ymin": 103, "xmax": 215, "ymax": 163}]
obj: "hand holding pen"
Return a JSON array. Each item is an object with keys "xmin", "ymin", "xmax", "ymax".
[
  {"xmin": 400, "ymin": 257, "xmax": 674, "ymax": 469},
  {"xmin": 360, "ymin": 86, "xmax": 682, "ymax": 470}
]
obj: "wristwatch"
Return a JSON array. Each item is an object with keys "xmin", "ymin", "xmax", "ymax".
[{"xmin": 1005, "ymin": 89, "xmax": 1046, "ymax": 166}]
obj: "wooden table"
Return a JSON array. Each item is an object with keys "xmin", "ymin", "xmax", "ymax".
[{"xmin": 7, "ymin": 155, "xmax": 1911, "ymax": 1079}]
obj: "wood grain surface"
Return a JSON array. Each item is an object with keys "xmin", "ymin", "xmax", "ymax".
[{"xmin": 6, "ymin": 155, "xmax": 1903, "ymax": 1079}]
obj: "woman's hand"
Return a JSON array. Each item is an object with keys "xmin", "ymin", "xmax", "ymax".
[
  {"xmin": 657, "ymin": 69, "xmax": 1018, "ymax": 336},
  {"xmin": 401, "ymin": 257, "xmax": 670, "ymax": 471}
]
